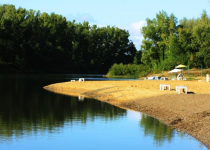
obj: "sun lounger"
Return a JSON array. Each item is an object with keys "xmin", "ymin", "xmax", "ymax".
[
  {"xmin": 78, "ymin": 95, "xmax": 84, "ymax": 101},
  {"xmin": 176, "ymin": 86, "xmax": 187, "ymax": 94},
  {"xmin": 160, "ymin": 84, "xmax": 170, "ymax": 91},
  {"xmin": 79, "ymin": 78, "xmax": 85, "ymax": 82}
]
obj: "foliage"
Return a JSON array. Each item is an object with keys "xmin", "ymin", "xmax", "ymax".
[
  {"xmin": 108, "ymin": 10, "xmax": 210, "ymax": 77},
  {"xmin": 107, "ymin": 63, "xmax": 147, "ymax": 77},
  {"xmin": 139, "ymin": 10, "xmax": 210, "ymax": 76},
  {"xmin": 0, "ymin": 4, "xmax": 136, "ymax": 73},
  {"xmin": 2, "ymin": 4, "xmax": 210, "ymax": 75}
]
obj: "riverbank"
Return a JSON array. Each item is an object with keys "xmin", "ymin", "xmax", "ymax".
[{"xmin": 43, "ymin": 80, "xmax": 210, "ymax": 149}]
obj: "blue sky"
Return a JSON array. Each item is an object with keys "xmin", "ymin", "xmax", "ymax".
[{"xmin": 1, "ymin": 0, "xmax": 210, "ymax": 49}]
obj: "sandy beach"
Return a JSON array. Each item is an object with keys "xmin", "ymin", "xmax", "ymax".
[{"xmin": 44, "ymin": 80, "xmax": 210, "ymax": 148}]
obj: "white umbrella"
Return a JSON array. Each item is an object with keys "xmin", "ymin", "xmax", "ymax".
[
  {"xmin": 175, "ymin": 64, "xmax": 187, "ymax": 69},
  {"xmin": 168, "ymin": 69, "xmax": 183, "ymax": 80},
  {"xmin": 168, "ymin": 69, "xmax": 183, "ymax": 73}
]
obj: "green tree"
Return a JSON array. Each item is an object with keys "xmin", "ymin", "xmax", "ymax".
[
  {"xmin": 141, "ymin": 11, "xmax": 180, "ymax": 71},
  {"xmin": 0, "ymin": 4, "xmax": 136, "ymax": 73}
]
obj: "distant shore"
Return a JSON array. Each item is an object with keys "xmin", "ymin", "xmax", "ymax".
[{"xmin": 44, "ymin": 80, "xmax": 210, "ymax": 148}]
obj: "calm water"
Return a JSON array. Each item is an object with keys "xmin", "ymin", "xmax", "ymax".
[{"xmin": 0, "ymin": 74, "xmax": 207, "ymax": 150}]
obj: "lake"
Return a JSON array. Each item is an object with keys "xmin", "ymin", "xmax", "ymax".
[{"xmin": 0, "ymin": 74, "xmax": 207, "ymax": 150}]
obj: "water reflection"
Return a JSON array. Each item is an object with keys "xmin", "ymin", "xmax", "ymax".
[
  {"xmin": 0, "ymin": 95, "xmax": 126, "ymax": 141},
  {"xmin": 139, "ymin": 114, "xmax": 174, "ymax": 146},
  {"xmin": 78, "ymin": 95, "xmax": 84, "ymax": 101},
  {"xmin": 0, "ymin": 74, "xmax": 126, "ymax": 141}
]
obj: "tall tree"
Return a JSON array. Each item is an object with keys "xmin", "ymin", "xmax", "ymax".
[{"xmin": 141, "ymin": 11, "xmax": 179, "ymax": 70}]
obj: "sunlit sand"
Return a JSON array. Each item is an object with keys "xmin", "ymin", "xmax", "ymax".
[{"xmin": 44, "ymin": 80, "xmax": 210, "ymax": 148}]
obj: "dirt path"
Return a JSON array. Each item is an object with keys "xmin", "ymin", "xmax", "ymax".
[{"xmin": 44, "ymin": 80, "xmax": 210, "ymax": 149}]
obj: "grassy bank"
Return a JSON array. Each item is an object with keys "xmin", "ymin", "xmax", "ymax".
[
  {"xmin": 106, "ymin": 63, "xmax": 210, "ymax": 81},
  {"xmin": 143, "ymin": 68, "xmax": 210, "ymax": 81}
]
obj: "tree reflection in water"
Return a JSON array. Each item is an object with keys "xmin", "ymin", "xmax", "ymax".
[
  {"xmin": 139, "ymin": 114, "xmax": 174, "ymax": 146},
  {"xmin": 0, "ymin": 74, "xmax": 126, "ymax": 141}
]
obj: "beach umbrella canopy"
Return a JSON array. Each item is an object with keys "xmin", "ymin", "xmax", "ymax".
[
  {"xmin": 168, "ymin": 69, "xmax": 183, "ymax": 73},
  {"xmin": 175, "ymin": 64, "xmax": 187, "ymax": 69}
]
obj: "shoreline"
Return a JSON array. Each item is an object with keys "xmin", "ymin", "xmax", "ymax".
[{"xmin": 43, "ymin": 80, "xmax": 210, "ymax": 149}]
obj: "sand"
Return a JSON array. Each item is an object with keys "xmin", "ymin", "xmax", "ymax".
[{"xmin": 43, "ymin": 80, "xmax": 210, "ymax": 149}]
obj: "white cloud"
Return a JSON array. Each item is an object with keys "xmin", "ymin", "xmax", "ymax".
[
  {"xmin": 66, "ymin": 13, "xmax": 96, "ymax": 23},
  {"xmin": 119, "ymin": 20, "xmax": 147, "ymax": 50},
  {"xmin": 128, "ymin": 20, "xmax": 147, "ymax": 35}
]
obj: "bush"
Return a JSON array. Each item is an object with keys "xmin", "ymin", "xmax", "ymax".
[{"xmin": 106, "ymin": 63, "xmax": 147, "ymax": 78}]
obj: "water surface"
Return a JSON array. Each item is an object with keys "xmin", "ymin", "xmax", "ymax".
[{"xmin": 0, "ymin": 74, "xmax": 207, "ymax": 150}]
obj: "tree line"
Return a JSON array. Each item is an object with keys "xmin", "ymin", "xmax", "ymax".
[
  {"xmin": 141, "ymin": 10, "xmax": 210, "ymax": 71},
  {"xmin": 0, "ymin": 4, "xmax": 136, "ymax": 73},
  {"xmin": 107, "ymin": 10, "xmax": 210, "ymax": 77},
  {"xmin": 1, "ymin": 4, "xmax": 210, "ymax": 75}
]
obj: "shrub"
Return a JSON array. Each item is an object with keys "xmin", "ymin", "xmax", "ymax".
[{"xmin": 107, "ymin": 63, "xmax": 147, "ymax": 78}]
